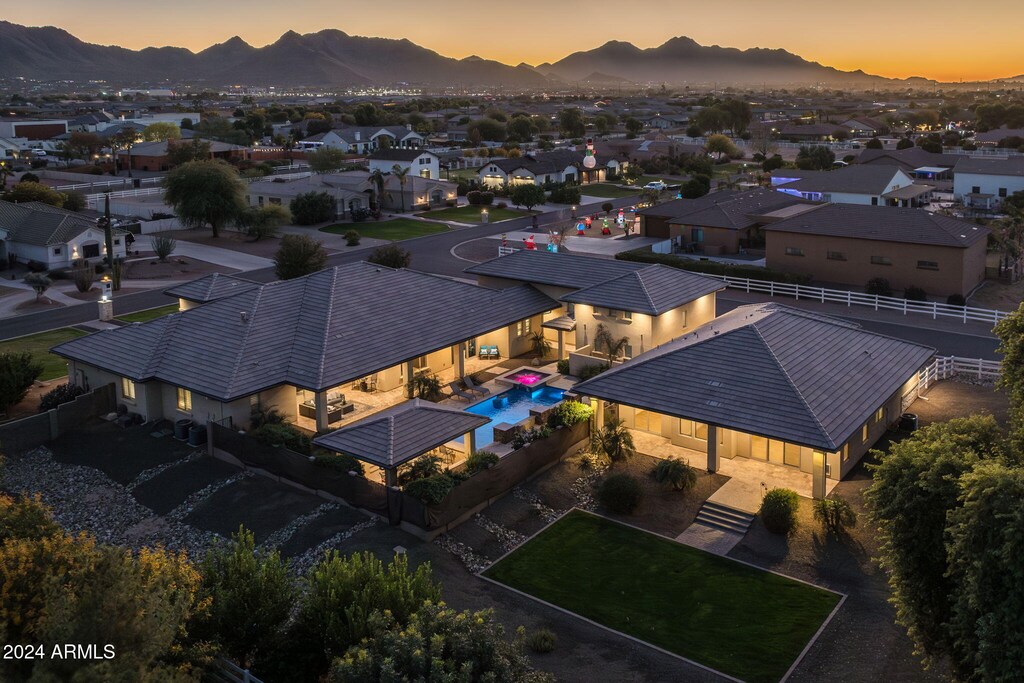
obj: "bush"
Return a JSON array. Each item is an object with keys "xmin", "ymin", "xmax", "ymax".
[
  {"xmin": 38, "ymin": 383, "xmax": 87, "ymax": 412},
  {"xmin": 904, "ymin": 285, "xmax": 927, "ymax": 301},
  {"xmin": 407, "ymin": 373, "xmax": 442, "ymax": 401},
  {"xmin": 349, "ymin": 207, "xmax": 370, "ymax": 223},
  {"xmin": 26, "ymin": 260, "xmax": 47, "ymax": 273},
  {"xmin": 947, "ymin": 293, "xmax": 967, "ymax": 307},
  {"xmin": 556, "ymin": 359, "xmax": 570, "ymax": 375},
  {"xmin": 72, "ymin": 266, "xmax": 94, "ymax": 293},
  {"xmin": 274, "ymin": 234, "xmax": 327, "ymax": 280},
  {"xmin": 290, "ymin": 191, "xmax": 335, "ymax": 225},
  {"xmin": 367, "ymin": 243, "xmax": 411, "ymax": 269},
  {"xmin": 865, "ymin": 277, "xmax": 892, "ymax": 297},
  {"xmin": 760, "ymin": 488, "xmax": 800, "ymax": 534},
  {"xmin": 465, "ymin": 450, "xmax": 500, "ymax": 474},
  {"xmin": 813, "ymin": 496, "xmax": 857, "ymax": 535},
  {"xmin": 250, "ymin": 423, "xmax": 311, "ymax": 455},
  {"xmin": 615, "ymin": 247, "xmax": 811, "ymax": 284},
  {"xmin": 312, "ymin": 452, "xmax": 365, "ymax": 476},
  {"xmin": 651, "ymin": 457, "xmax": 698, "ymax": 492},
  {"xmin": 527, "ymin": 628, "xmax": 557, "ymax": 653},
  {"xmin": 150, "ymin": 235, "xmax": 177, "ymax": 262},
  {"xmin": 510, "ymin": 425, "xmax": 553, "ymax": 450},
  {"xmin": 598, "ymin": 473, "xmax": 644, "ymax": 514},
  {"xmin": 63, "ymin": 191, "xmax": 86, "ymax": 212},
  {"xmin": 578, "ymin": 363, "xmax": 609, "ymax": 381},
  {"xmin": 548, "ymin": 184, "xmax": 581, "ymax": 205},
  {"xmin": 404, "ymin": 473, "xmax": 457, "ymax": 504},
  {"xmin": 551, "ymin": 400, "xmax": 593, "ymax": 427},
  {"xmin": 343, "ymin": 229, "xmax": 360, "ymax": 246},
  {"xmin": 399, "ymin": 455, "xmax": 443, "ymax": 485}
]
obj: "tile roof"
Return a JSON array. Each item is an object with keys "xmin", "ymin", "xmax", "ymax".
[
  {"xmin": 465, "ymin": 250, "xmax": 645, "ymax": 289},
  {"xmin": 573, "ymin": 303, "xmax": 934, "ymax": 451},
  {"xmin": 0, "ymin": 200, "xmax": 124, "ymax": 247},
  {"xmin": 163, "ymin": 273, "xmax": 260, "ymax": 304},
  {"xmin": 763, "ymin": 203, "xmax": 988, "ymax": 248},
  {"xmin": 639, "ymin": 188, "xmax": 808, "ymax": 230},
  {"xmin": 369, "ymin": 148, "xmax": 436, "ymax": 162},
  {"xmin": 54, "ymin": 262, "xmax": 559, "ymax": 401},
  {"xmin": 561, "ymin": 264, "xmax": 724, "ymax": 315},
  {"xmin": 953, "ymin": 156, "xmax": 1024, "ymax": 178},
  {"xmin": 312, "ymin": 399, "xmax": 489, "ymax": 468},
  {"xmin": 772, "ymin": 165, "xmax": 909, "ymax": 195},
  {"xmin": 856, "ymin": 147, "xmax": 960, "ymax": 170}
]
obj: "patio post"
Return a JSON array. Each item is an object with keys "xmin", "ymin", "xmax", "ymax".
[
  {"xmin": 457, "ymin": 342, "xmax": 466, "ymax": 378},
  {"xmin": 812, "ymin": 450, "xmax": 826, "ymax": 499},
  {"xmin": 557, "ymin": 330, "xmax": 565, "ymax": 360},
  {"xmin": 315, "ymin": 390, "xmax": 329, "ymax": 432},
  {"xmin": 466, "ymin": 429, "xmax": 476, "ymax": 457},
  {"xmin": 404, "ymin": 360, "xmax": 415, "ymax": 398},
  {"xmin": 384, "ymin": 467, "xmax": 398, "ymax": 487},
  {"xmin": 706, "ymin": 424, "xmax": 718, "ymax": 473}
]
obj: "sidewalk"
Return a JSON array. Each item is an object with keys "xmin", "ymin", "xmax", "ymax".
[{"xmin": 171, "ymin": 240, "xmax": 273, "ymax": 270}]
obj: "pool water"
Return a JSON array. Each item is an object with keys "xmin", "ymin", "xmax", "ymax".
[{"xmin": 462, "ymin": 386, "xmax": 565, "ymax": 447}]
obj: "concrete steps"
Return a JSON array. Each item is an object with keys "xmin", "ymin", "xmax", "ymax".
[{"xmin": 694, "ymin": 500, "xmax": 755, "ymax": 535}]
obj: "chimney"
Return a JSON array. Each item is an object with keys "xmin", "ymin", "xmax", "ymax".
[
  {"xmin": 406, "ymin": 123, "xmax": 412, "ymax": 131},
  {"xmin": 239, "ymin": 311, "xmax": 249, "ymax": 324},
  {"xmin": 354, "ymin": 131, "xmax": 361, "ymax": 141}
]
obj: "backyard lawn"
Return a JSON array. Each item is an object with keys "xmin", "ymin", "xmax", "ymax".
[
  {"xmin": 320, "ymin": 219, "xmax": 450, "ymax": 241},
  {"xmin": 580, "ymin": 183, "xmax": 640, "ymax": 198},
  {"xmin": 484, "ymin": 511, "xmax": 841, "ymax": 683},
  {"xmin": 115, "ymin": 304, "xmax": 179, "ymax": 323},
  {"xmin": 0, "ymin": 328, "xmax": 88, "ymax": 381},
  {"xmin": 416, "ymin": 206, "xmax": 532, "ymax": 223}
]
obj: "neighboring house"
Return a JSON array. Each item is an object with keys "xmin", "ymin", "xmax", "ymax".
[
  {"xmin": 973, "ymin": 126, "xmax": 1024, "ymax": 146},
  {"xmin": 465, "ymin": 250, "xmax": 724, "ymax": 363},
  {"xmin": 0, "ymin": 200, "xmax": 127, "ymax": 269},
  {"xmin": 841, "ymin": 116, "xmax": 888, "ymax": 136},
  {"xmin": 772, "ymin": 165, "xmax": 931, "ymax": 207},
  {"xmin": 763, "ymin": 203, "xmax": 989, "ymax": 297},
  {"xmin": 952, "ymin": 157, "xmax": 1024, "ymax": 210},
  {"xmin": 637, "ymin": 187, "xmax": 812, "ymax": 255},
  {"xmin": 572, "ymin": 302, "xmax": 935, "ymax": 498},
  {"xmin": 855, "ymin": 147, "xmax": 959, "ymax": 181},
  {"xmin": 641, "ymin": 113, "xmax": 690, "ymax": 130},
  {"xmin": 116, "ymin": 138, "xmax": 246, "ymax": 172},
  {"xmin": 298, "ymin": 126, "xmax": 424, "ymax": 154},
  {"xmin": 68, "ymin": 111, "xmax": 117, "ymax": 132},
  {"xmin": 478, "ymin": 149, "xmax": 625, "ymax": 188},
  {"xmin": 771, "ymin": 122, "xmax": 849, "ymax": 141},
  {"xmin": 368, "ymin": 149, "xmax": 440, "ymax": 180},
  {"xmin": 0, "ymin": 118, "xmax": 68, "ymax": 140},
  {"xmin": 53, "ymin": 262, "xmax": 562, "ymax": 432}
]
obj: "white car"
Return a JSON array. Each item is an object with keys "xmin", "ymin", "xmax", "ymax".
[{"xmin": 643, "ymin": 180, "xmax": 667, "ymax": 191}]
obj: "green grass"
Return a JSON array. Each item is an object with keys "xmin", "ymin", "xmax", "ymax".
[
  {"xmin": 580, "ymin": 183, "xmax": 639, "ymax": 198},
  {"xmin": 416, "ymin": 206, "xmax": 532, "ymax": 223},
  {"xmin": 0, "ymin": 328, "xmax": 88, "ymax": 381},
  {"xmin": 320, "ymin": 218, "xmax": 450, "ymax": 241},
  {"xmin": 115, "ymin": 304, "xmax": 179, "ymax": 323},
  {"xmin": 485, "ymin": 511, "xmax": 840, "ymax": 683}
]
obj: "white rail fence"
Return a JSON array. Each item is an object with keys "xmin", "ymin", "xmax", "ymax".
[
  {"xmin": 705, "ymin": 275, "xmax": 1009, "ymax": 325},
  {"xmin": 84, "ymin": 187, "xmax": 163, "ymax": 207},
  {"xmin": 902, "ymin": 355, "xmax": 1002, "ymax": 411}
]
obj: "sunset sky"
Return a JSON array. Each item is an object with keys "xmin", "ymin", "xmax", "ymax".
[{"xmin": 5, "ymin": 0, "xmax": 1022, "ymax": 82}]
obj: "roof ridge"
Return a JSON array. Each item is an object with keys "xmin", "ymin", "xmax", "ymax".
[
  {"xmin": 314, "ymin": 267, "xmax": 341, "ymax": 388},
  {"xmin": 225, "ymin": 288, "xmax": 264, "ymax": 397},
  {"xmin": 631, "ymin": 268, "xmax": 658, "ymax": 312}
]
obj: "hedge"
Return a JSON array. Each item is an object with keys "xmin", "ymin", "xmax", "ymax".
[{"xmin": 615, "ymin": 247, "xmax": 812, "ymax": 285}]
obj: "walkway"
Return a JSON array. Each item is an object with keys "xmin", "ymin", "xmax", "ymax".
[
  {"xmin": 712, "ymin": 457, "xmax": 837, "ymax": 513},
  {"xmin": 170, "ymin": 240, "xmax": 274, "ymax": 270}
]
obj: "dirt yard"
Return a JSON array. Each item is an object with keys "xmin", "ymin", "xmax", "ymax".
[
  {"xmin": 968, "ymin": 279, "xmax": 1024, "ymax": 312},
  {"xmin": 163, "ymin": 229, "xmax": 286, "ymax": 258},
  {"xmin": 122, "ymin": 255, "xmax": 239, "ymax": 281}
]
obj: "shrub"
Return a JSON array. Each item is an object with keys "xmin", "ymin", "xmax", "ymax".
[
  {"xmin": 813, "ymin": 496, "xmax": 857, "ymax": 535},
  {"xmin": 495, "ymin": 201, "xmax": 508, "ymax": 209},
  {"xmin": 407, "ymin": 373, "xmax": 442, "ymax": 401},
  {"xmin": 510, "ymin": 425, "xmax": 552, "ymax": 450},
  {"xmin": 904, "ymin": 285, "xmax": 928, "ymax": 302},
  {"xmin": 556, "ymin": 359, "xmax": 570, "ymax": 375},
  {"xmin": 72, "ymin": 266, "xmax": 94, "ymax": 293},
  {"xmin": 466, "ymin": 190, "xmax": 483, "ymax": 205},
  {"xmin": 343, "ymin": 229, "xmax": 360, "ymax": 246},
  {"xmin": 527, "ymin": 628, "xmax": 557, "ymax": 653},
  {"xmin": 399, "ymin": 455, "xmax": 443, "ymax": 485},
  {"xmin": 367, "ymin": 243, "xmax": 411, "ymax": 269},
  {"xmin": 349, "ymin": 207, "xmax": 370, "ymax": 223},
  {"xmin": 578, "ymin": 363, "xmax": 609, "ymax": 381},
  {"xmin": 465, "ymin": 450, "xmax": 500, "ymax": 474},
  {"xmin": 250, "ymin": 423, "xmax": 311, "ymax": 455},
  {"xmin": 404, "ymin": 473, "xmax": 457, "ymax": 504},
  {"xmin": 63, "ymin": 191, "xmax": 86, "ymax": 212},
  {"xmin": 274, "ymin": 234, "xmax": 327, "ymax": 280},
  {"xmin": 290, "ymin": 191, "xmax": 335, "ymax": 225},
  {"xmin": 601, "ymin": 201, "xmax": 614, "ymax": 215},
  {"xmin": 760, "ymin": 488, "xmax": 800, "ymax": 534},
  {"xmin": 652, "ymin": 457, "xmax": 698, "ymax": 492},
  {"xmin": 615, "ymin": 247, "xmax": 811, "ymax": 284},
  {"xmin": 865, "ymin": 277, "xmax": 892, "ymax": 297},
  {"xmin": 26, "ymin": 260, "xmax": 47, "ymax": 273},
  {"xmin": 38, "ymin": 383, "xmax": 87, "ymax": 412},
  {"xmin": 549, "ymin": 184, "xmax": 581, "ymax": 204},
  {"xmin": 552, "ymin": 400, "xmax": 593, "ymax": 427},
  {"xmin": 598, "ymin": 473, "xmax": 644, "ymax": 514},
  {"xmin": 312, "ymin": 452, "xmax": 365, "ymax": 476},
  {"xmin": 947, "ymin": 293, "xmax": 967, "ymax": 307},
  {"xmin": 150, "ymin": 235, "xmax": 177, "ymax": 262}
]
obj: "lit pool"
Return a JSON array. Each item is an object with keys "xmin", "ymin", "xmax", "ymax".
[{"xmin": 461, "ymin": 386, "xmax": 565, "ymax": 447}]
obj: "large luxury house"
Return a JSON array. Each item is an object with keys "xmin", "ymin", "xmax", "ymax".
[{"xmin": 477, "ymin": 150, "xmax": 627, "ymax": 188}]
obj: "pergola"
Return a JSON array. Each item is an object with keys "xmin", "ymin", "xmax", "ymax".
[{"xmin": 312, "ymin": 399, "xmax": 490, "ymax": 486}]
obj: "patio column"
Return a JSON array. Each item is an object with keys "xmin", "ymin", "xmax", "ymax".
[
  {"xmin": 706, "ymin": 424, "xmax": 718, "ymax": 473},
  {"xmin": 404, "ymin": 360, "xmax": 415, "ymax": 398},
  {"xmin": 314, "ymin": 390, "xmax": 329, "ymax": 432},
  {"xmin": 466, "ymin": 429, "xmax": 476, "ymax": 457},
  {"xmin": 557, "ymin": 330, "xmax": 565, "ymax": 360},
  {"xmin": 812, "ymin": 450, "xmax": 826, "ymax": 499},
  {"xmin": 457, "ymin": 342, "xmax": 466, "ymax": 378},
  {"xmin": 384, "ymin": 468, "xmax": 398, "ymax": 487}
]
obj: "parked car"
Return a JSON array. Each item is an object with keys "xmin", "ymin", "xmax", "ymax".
[
  {"xmin": 643, "ymin": 180, "xmax": 667, "ymax": 191},
  {"xmin": 30, "ymin": 149, "xmax": 47, "ymax": 157}
]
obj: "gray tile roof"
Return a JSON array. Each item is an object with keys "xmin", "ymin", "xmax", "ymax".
[
  {"xmin": 369, "ymin": 149, "xmax": 435, "ymax": 162},
  {"xmin": 561, "ymin": 264, "xmax": 724, "ymax": 315},
  {"xmin": 53, "ymin": 262, "xmax": 559, "ymax": 401},
  {"xmin": 312, "ymin": 399, "xmax": 489, "ymax": 468},
  {"xmin": 465, "ymin": 250, "xmax": 645, "ymax": 289},
  {"xmin": 639, "ymin": 188, "xmax": 807, "ymax": 230},
  {"xmin": 573, "ymin": 303, "xmax": 934, "ymax": 451},
  {"xmin": 953, "ymin": 156, "xmax": 1024, "ymax": 178},
  {"xmin": 764, "ymin": 203, "xmax": 988, "ymax": 248},
  {"xmin": 0, "ymin": 200, "xmax": 125, "ymax": 247},
  {"xmin": 856, "ymin": 147, "xmax": 960, "ymax": 170},
  {"xmin": 163, "ymin": 273, "xmax": 260, "ymax": 304},
  {"xmin": 772, "ymin": 165, "xmax": 908, "ymax": 195}
]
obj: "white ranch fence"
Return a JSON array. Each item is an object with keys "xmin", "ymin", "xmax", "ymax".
[{"xmin": 901, "ymin": 355, "xmax": 1002, "ymax": 411}]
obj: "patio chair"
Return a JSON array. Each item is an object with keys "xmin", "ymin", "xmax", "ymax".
[
  {"xmin": 463, "ymin": 375, "xmax": 490, "ymax": 396},
  {"xmin": 447, "ymin": 381, "xmax": 474, "ymax": 402},
  {"xmin": 489, "ymin": 345, "xmax": 500, "ymax": 359},
  {"xmin": 477, "ymin": 345, "xmax": 489, "ymax": 359}
]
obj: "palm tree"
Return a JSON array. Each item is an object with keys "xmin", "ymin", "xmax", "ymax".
[
  {"xmin": 994, "ymin": 206, "xmax": 1024, "ymax": 279},
  {"xmin": 392, "ymin": 164, "xmax": 409, "ymax": 213},
  {"xmin": 368, "ymin": 168, "xmax": 387, "ymax": 214},
  {"xmin": 591, "ymin": 418, "xmax": 636, "ymax": 463},
  {"xmin": 594, "ymin": 323, "xmax": 630, "ymax": 362}
]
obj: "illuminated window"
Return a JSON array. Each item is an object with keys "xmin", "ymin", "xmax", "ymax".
[
  {"xmin": 176, "ymin": 387, "xmax": 192, "ymax": 411},
  {"xmin": 875, "ymin": 406, "xmax": 886, "ymax": 424},
  {"xmin": 862, "ymin": 423, "xmax": 869, "ymax": 443},
  {"xmin": 678, "ymin": 419, "xmax": 692, "ymax": 436},
  {"xmin": 121, "ymin": 377, "xmax": 136, "ymax": 401},
  {"xmin": 695, "ymin": 422, "xmax": 708, "ymax": 440}
]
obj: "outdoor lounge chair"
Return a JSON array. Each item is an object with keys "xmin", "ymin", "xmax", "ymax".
[
  {"xmin": 488, "ymin": 345, "xmax": 500, "ymax": 359},
  {"xmin": 463, "ymin": 376, "xmax": 490, "ymax": 396},
  {"xmin": 447, "ymin": 381, "xmax": 474, "ymax": 401}
]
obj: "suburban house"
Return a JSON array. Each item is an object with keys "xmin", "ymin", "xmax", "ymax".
[
  {"xmin": 772, "ymin": 164, "xmax": 932, "ymax": 207},
  {"xmin": 0, "ymin": 200, "xmax": 127, "ymax": 269},
  {"xmin": 368, "ymin": 149, "xmax": 440, "ymax": 180},
  {"xmin": 116, "ymin": 138, "xmax": 246, "ymax": 172},
  {"xmin": 465, "ymin": 250, "xmax": 724, "ymax": 370},
  {"xmin": 0, "ymin": 118, "xmax": 68, "ymax": 140},
  {"xmin": 952, "ymin": 157, "xmax": 1024, "ymax": 210},
  {"xmin": 637, "ymin": 187, "xmax": 812, "ymax": 255},
  {"xmin": 973, "ymin": 126, "xmax": 1024, "ymax": 147},
  {"xmin": 855, "ymin": 147, "xmax": 959, "ymax": 182},
  {"xmin": 478, "ymin": 150, "xmax": 626, "ymax": 188},
  {"xmin": 840, "ymin": 116, "xmax": 888, "ymax": 136},
  {"xmin": 52, "ymin": 262, "xmax": 562, "ymax": 435},
  {"xmin": 246, "ymin": 170, "xmax": 456, "ymax": 217},
  {"xmin": 768, "ymin": 122, "xmax": 849, "ymax": 141},
  {"xmin": 164, "ymin": 273, "xmax": 259, "ymax": 311},
  {"xmin": 298, "ymin": 125, "xmax": 424, "ymax": 154},
  {"xmin": 762, "ymin": 203, "xmax": 989, "ymax": 297},
  {"xmin": 572, "ymin": 302, "xmax": 935, "ymax": 499}
]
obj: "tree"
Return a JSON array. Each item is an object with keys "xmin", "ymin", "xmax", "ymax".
[
  {"xmin": 694, "ymin": 107, "xmax": 728, "ymax": 134},
  {"xmin": 237, "ymin": 204, "xmax": 290, "ymax": 241},
  {"xmin": 621, "ymin": 164, "xmax": 643, "ymax": 187},
  {"xmin": 163, "ymin": 160, "xmax": 247, "ymax": 237},
  {"xmin": 680, "ymin": 175, "xmax": 711, "ymax": 199},
  {"xmin": 705, "ymin": 134, "xmax": 738, "ymax": 161},
  {"xmin": 23, "ymin": 273, "xmax": 52, "ymax": 302},
  {"xmin": 290, "ymin": 191, "xmax": 336, "ymax": 225},
  {"xmin": 865, "ymin": 138, "xmax": 884, "ymax": 149},
  {"xmin": 750, "ymin": 126, "xmax": 778, "ymax": 160},
  {"xmin": 795, "ymin": 145, "xmax": 835, "ymax": 170},
  {"xmin": 392, "ymin": 164, "xmax": 409, "ymax": 213},
  {"xmin": 624, "ymin": 117, "xmax": 644, "ymax": 137},
  {"xmin": 468, "ymin": 117, "xmax": 507, "ymax": 143},
  {"xmin": 274, "ymin": 234, "xmax": 328, "ymax": 280},
  {"xmin": 193, "ymin": 527, "xmax": 294, "ymax": 670},
  {"xmin": 0, "ymin": 493, "xmax": 61, "ymax": 543},
  {"xmin": 509, "ymin": 183, "xmax": 546, "ymax": 210},
  {"xmin": 506, "ymin": 116, "xmax": 536, "ymax": 143},
  {"xmin": 994, "ymin": 299, "xmax": 1024, "ymax": 454},
  {"xmin": 591, "ymin": 418, "xmax": 636, "ymax": 463},
  {"xmin": 558, "ymin": 108, "xmax": 586, "ymax": 138},
  {"xmin": 367, "ymin": 243, "xmax": 412, "ymax": 269},
  {"xmin": 308, "ymin": 147, "xmax": 347, "ymax": 174},
  {"xmin": 896, "ymin": 137, "xmax": 915, "ymax": 150},
  {"xmin": 0, "ymin": 351, "xmax": 43, "ymax": 415},
  {"xmin": 109, "ymin": 128, "xmax": 141, "ymax": 173},
  {"xmin": 719, "ymin": 99, "xmax": 752, "ymax": 135},
  {"xmin": 328, "ymin": 602, "xmax": 551, "ymax": 683},
  {"xmin": 64, "ymin": 131, "xmax": 103, "ymax": 163},
  {"xmin": 368, "ymin": 169, "xmax": 387, "ymax": 210},
  {"xmin": 3, "ymin": 181, "xmax": 65, "ymax": 207},
  {"xmin": 142, "ymin": 122, "xmax": 182, "ymax": 142}
]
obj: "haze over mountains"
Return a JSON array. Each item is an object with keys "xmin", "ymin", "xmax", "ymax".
[{"xmin": 0, "ymin": 21, "xmax": 937, "ymax": 87}]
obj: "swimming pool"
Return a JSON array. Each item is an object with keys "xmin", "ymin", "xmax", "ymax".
[{"xmin": 462, "ymin": 386, "xmax": 565, "ymax": 447}]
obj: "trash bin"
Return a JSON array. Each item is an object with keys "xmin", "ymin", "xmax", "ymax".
[
  {"xmin": 174, "ymin": 418, "xmax": 193, "ymax": 440},
  {"xmin": 900, "ymin": 413, "xmax": 919, "ymax": 432},
  {"xmin": 188, "ymin": 425, "xmax": 207, "ymax": 447}
]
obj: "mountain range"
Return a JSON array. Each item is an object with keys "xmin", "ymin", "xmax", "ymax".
[{"xmin": 0, "ymin": 21, "xmax": 921, "ymax": 88}]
